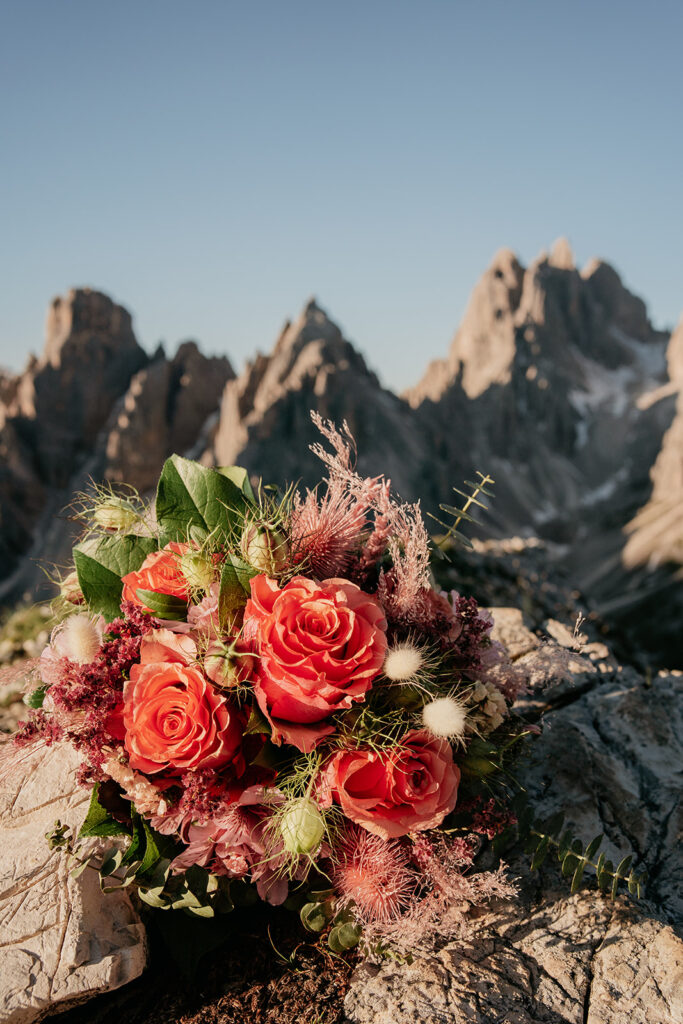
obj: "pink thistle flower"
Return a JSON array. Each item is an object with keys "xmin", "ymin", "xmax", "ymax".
[{"xmin": 333, "ymin": 826, "xmax": 417, "ymax": 924}]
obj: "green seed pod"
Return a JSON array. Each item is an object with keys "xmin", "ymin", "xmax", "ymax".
[
  {"xmin": 241, "ymin": 524, "xmax": 289, "ymax": 574},
  {"xmin": 280, "ymin": 797, "xmax": 325, "ymax": 855},
  {"xmin": 92, "ymin": 497, "xmax": 138, "ymax": 533},
  {"xmin": 179, "ymin": 551, "xmax": 215, "ymax": 592}
]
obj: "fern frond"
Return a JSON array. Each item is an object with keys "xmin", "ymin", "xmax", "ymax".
[
  {"xmin": 519, "ymin": 812, "xmax": 646, "ymax": 899},
  {"xmin": 429, "ymin": 471, "xmax": 495, "ymax": 556}
]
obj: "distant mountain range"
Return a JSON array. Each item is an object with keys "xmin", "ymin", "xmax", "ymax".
[{"xmin": 1, "ymin": 239, "xmax": 681, "ymax": 666}]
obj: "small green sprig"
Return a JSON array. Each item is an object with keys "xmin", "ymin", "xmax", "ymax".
[
  {"xmin": 429, "ymin": 472, "xmax": 495, "ymax": 555},
  {"xmin": 518, "ymin": 809, "xmax": 646, "ymax": 898}
]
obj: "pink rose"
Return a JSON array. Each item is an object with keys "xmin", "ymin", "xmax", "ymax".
[
  {"xmin": 244, "ymin": 575, "xmax": 387, "ymax": 752},
  {"xmin": 326, "ymin": 729, "xmax": 460, "ymax": 839},
  {"xmin": 122, "ymin": 629, "xmax": 242, "ymax": 774}
]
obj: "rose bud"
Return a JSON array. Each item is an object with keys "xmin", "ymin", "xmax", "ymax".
[
  {"xmin": 241, "ymin": 524, "xmax": 289, "ymax": 574},
  {"xmin": 179, "ymin": 550, "xmax": 215, "ymax": 592},
  {"xmin": 279, "ymin": 797, "xmax": 325, "ymax": 855},
  {"xmin": 92, "ymin": 497, "xmax": 139, "ymax": 533}
]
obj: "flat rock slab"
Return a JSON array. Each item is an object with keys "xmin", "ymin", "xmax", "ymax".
[
  {"xmin": 345, "ymin": 893, "xmax": 683, "ymax": 1024},
  {"xmin": 0, "ymin": 743, "xmax": 146, "ymax": 1024}
]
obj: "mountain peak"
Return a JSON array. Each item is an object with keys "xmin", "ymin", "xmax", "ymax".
[{"xmin": 548, "ymin": 237, "xmax": 575, "ymax": 270}]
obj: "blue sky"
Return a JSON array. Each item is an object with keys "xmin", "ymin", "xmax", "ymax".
[{"xmin": 1, "ymin": 0, "xmax": 681, "ymax": 391}]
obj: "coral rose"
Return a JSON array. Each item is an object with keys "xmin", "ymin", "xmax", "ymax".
[
  {"xmin": 121, "ymin": 542, "xmax": 190, "ymax": 612},
  {"xmin": 326, "ymin": 729, "xmax": 460, "ymax": 839},
  {"xmin": 244, "ymin": 575, "xmax": 387, "ymax": 752},
  {"xmin": 122, "ymin": 629, "xmax": 241, "ymax": 774}
]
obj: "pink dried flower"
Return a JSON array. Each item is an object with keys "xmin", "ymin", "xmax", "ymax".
[
  {"xmin": 187, "ymin": 583, "xmax": 221, "ymax": 637},
  {"xmin": 104, "ymin": 755, "xmax": 168, "ymax": 817},
  {"xmin": 333, "ymin": 826, "xmax": 417, "ymax": 924}
]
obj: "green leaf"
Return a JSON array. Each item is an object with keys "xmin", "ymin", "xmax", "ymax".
[
  {"xmin": 139, "ymin": 819, "xmax": 164, "ymax": 875},
  {"xmin": 570, "ymin": 858, "xmax": 587, "ymax": 893},
  {"xmin": 562, "ymin": 852, "xmax": 579, "ymax": 877},
  {"xmin": 244, "ymin": 705, "xmax": 271, "ymax": 736},
  {"xmin": 250, "ymin": 740, "xmax": 286, "ymax": 771},
  {"xmin": 74, "ymin": 534, "xmax": 158, "ymax": 620},
  {"xmin": 557, "ymin": 830, "xmax": 573, "ymax": 862},
  {"xmin": 328, "ymin": 922, "xmax": 362, "ymax": 953},
  {"xmin": 99, "ymin": 848, "xmax": 124, "ymax": 878},
  {"xmin": 135, "ymin": 589, "xmax": 188, "ymax": 620},
  {"xmin": 70, "ymin": 858, "xmax": 91, "ymax": 880},
  {"xmin": 615, "ymin": 854, "xmax": 633, "ymax": 878},
  {"xmin": 530, "ymin": 835, "xmax": 550, "ymax": 870},
  {"xmin": 156, "ymin": 455, "xmax": 248, "ymax": 545},
  {"xmin": 216, "ymin": 465, "xmax": 257, "ymax": 503},
  {"xmin": 25, "ymin": 685, "xmax": 48, "ymax": 709},
  {"xmin": 598, "ymin": 859, "xmax": 614, "ymax": 891},
  {"xmin": 300, "ymin": 901, "xmax": 329, "ymax": 932},
  {"xmin": 78, "ymin": 784, "xmax": 130, "ymax": 839},
  {"xmin": 585, "ymin": 835, "xmax": 604, "ymax": 860},
  {"xmin": 186, "ymin": 903, "xmax": 215, "ymax": 918},
  {"xmin": 544, "ymin": 813, "xmax": 565, "ymax": 838},
  {"xmin": 138, "ymin": 887, "xmax": 171, "ymax": 908}
]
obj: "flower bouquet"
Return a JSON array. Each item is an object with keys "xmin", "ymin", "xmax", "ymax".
[{"xmin": 10, "ymin": 415, "xmax": 643, "ymax": 955}]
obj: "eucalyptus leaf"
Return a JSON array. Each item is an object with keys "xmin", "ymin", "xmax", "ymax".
[
  {"xmin": 300, "ymin": 901, "xmax": 328, "ymax": 932},
  {"xmin": 328, "ymin": 922, "xmax": 361, "ymax": 953}
]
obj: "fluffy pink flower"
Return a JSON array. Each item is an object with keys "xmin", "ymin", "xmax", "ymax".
[{"xmin": 333, "ymin": 826, "xmax": 416, "ymax": 923}]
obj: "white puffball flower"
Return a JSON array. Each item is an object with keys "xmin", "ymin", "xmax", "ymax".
[
  {"xmin": 422, "ymin": 697, "xmax": 469, "ymax": 740},
  {"xmin": 52, "ymin": 614, "xmax": 104, "ymax": 665},
  {"xmin": 383, "ymin": 643, "xmax": 424, "ymax": 682}
]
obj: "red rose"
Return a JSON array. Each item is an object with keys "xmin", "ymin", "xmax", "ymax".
[
  {"xmin": 122, "ymin": 629, "xmax": 242, "ymax": 774},
  {"xmin": 326, "ymin": 729, "xmax": 460, "ymax": 839},
  {"xmin": 244, "ymin": 575, "xmax": 387, "ymax": 752},
  {"xmin": 121, "ymin": 542, "xmax": 190, "ymax": 612}
]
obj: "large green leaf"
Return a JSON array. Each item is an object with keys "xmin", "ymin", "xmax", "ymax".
[
  {"xmin": 73, "ymin": 534, "xmax": 158, "ymax": 621},
  {"xmin": 216, "ymin": 465, "xmax": 257, "ymax": 503},
  {"xmin": 155, "ymin": 455, "xmax": 250, "ymax": 545},
  {"xmin": 78, "ymin": 784, "xmax": 130, "ymax": 839}
]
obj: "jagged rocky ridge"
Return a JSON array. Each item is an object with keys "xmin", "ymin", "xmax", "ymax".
[{"xmin": 1, "ymin": 244, "xmax": 681, "ymax": 665}]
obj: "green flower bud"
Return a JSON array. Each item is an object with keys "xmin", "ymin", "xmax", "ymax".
[
  {"xmin": 60, "ymin": 570, "xmax": 84, "ymax": 605},
  {"xmin": 92, "ymin": 497, "xmax": 138, "ymax": 533},
  {"xmin": 241, "ymin": 524, "xmax": 289, "ymax": 574},
  {"xmin": 280, "ymin": 797, "xmax": 325, "ymax": 855},
  {"xmin": 179, "ymin": 551, "xmax": 215, "ymax": 592}
]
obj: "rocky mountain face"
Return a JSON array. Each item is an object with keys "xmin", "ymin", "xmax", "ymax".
[
  {"xmin": 0, "ymin": 289, "xmax": 233, "ymax": 594},
  {"xmin": 202, "ymin": 298, "xmax": 426, "ymax": 499},
  {"xmin": 1, "ymin": 248, "xmax": 681, "ymax": 666}
]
